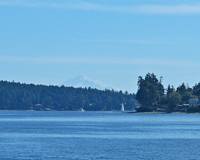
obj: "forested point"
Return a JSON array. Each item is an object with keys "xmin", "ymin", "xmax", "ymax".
[
  {"xmin": 0, "ymin": 81, "xmax": 136, "ymax": 111},
  {"xmin": 136, "ymin": 73, "xmax": 200, "ymax": 113}
]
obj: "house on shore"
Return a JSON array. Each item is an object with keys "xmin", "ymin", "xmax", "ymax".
[
  {"xmin": 189, "ymin": 98, "xmax": 200, "ymax": 107},
  {"xmin": 175, "ymin": 98, "xmax": 200, "ymax": 112},
  {"xmin": 175, "ymin": 104, "xmax": 190, "ymax": 112}
]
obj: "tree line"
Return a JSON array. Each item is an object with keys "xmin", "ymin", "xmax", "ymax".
[
  {"xmin": 136, "ymin": 73, "xmax": 200, "ymax": 113},
  {"xmin": 0, "ymin": 81, "xmax": 136, "ymax": 111}
]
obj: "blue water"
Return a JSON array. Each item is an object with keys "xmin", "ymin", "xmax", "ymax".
[{"xmin": 0, "ymin": 111, "xmax": 200, "ymax": 160}]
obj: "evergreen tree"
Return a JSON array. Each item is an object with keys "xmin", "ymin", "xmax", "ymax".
[
  {"xmin": 166, "ymin": 91, "xmax": 181, "ymax": 112},
  {"xmin": 177, "ymin": 83, "xmax": 193, "ymax": 103},
  {"xmin": 193, "ymin": 83, "xmax": 200, "ymax": 98},
  {"xmin": 136, "ymin": 73, "xmax": 164, "ymax": 111}
]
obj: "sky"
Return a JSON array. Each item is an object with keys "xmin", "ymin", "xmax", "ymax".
[{"xmin": 0, "ymin": 0, "xmax": 200, "ymax": 92}]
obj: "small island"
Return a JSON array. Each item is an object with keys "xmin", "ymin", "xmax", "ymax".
[{"xmin": 135, "ymin": 73, "xmax": 200, "ymax": 113}]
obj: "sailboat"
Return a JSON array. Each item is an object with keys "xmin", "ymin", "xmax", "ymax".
[
  {"xmin": 121, "ymin": 103, "xmax": 137, "ymax": 113},
  {"xmin": 80, "ymin": 108, "xmax": 85, "ymax": 112},
  {"xmin": 121, "ymin": 103, "xmax": 125, "ymax": 112}
]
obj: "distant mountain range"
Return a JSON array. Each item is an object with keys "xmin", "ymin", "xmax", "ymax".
[{"xmin": 63, "ymin": 75, "xmax": 108, "ymax": 90}]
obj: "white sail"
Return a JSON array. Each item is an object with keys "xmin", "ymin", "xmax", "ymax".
[
  {"xmin": 80, "ymin": 108, "xmax": 85, "ymax": 112},
  {"xmin": 121, "ymin": 103, "xmax": 125, "ymax": 112}
]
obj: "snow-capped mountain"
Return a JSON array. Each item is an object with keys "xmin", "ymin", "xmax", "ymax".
[{"xmin": 63, "ymin": 75, "xmax": 106, "ymax": 90}]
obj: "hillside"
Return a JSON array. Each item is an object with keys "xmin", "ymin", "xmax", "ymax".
[{"xmin": 0, "ymin": 81, "xmax": 136, "ymax": 111}]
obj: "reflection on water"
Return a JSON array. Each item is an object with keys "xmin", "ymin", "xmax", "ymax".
[{"xmin": 0, "ymin": 111, "xmax": 200, "ymax": 160}]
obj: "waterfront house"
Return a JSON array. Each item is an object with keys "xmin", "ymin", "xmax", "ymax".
[
  {"xmin": 189, "ymin": 98, "xmax": 200, "ymax": 107},
  {"xmin": 175, "ymin": 104, "xmax": 190, "ymax": 112}
]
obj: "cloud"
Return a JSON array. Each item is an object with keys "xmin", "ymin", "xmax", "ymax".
[
  {"xmin": 0, "ymin": 55, "xmax": 197, "ymax": 68},
  {"xmin": 0, "ymin": 0, "xmax": 200, "ymax": 14},
  {"xmin": 79, "ymin": 39, "xmax": 171, "ymax": 45},
  {"xmin": 136, "ymin": 4, "xmax": 200, "ymax": 14}
]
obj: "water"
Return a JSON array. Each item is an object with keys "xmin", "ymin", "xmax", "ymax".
[{"xmin": 0, "ymin": 111, "xmax": 200, "ymax": 160}]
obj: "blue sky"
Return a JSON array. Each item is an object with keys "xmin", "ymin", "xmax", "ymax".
[{"xmin": 0, "ymin": 0, "xmax": 200, "ymax": 92}]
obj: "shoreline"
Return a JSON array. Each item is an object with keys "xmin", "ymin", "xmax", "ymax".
[{"xmin": 0, "ymin": 110, "xmax": 198, "ymax": 114}]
